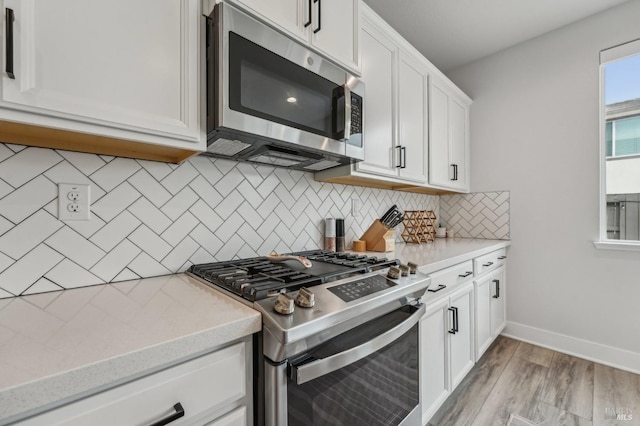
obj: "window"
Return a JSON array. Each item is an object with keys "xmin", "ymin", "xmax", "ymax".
[{"xmin": 597, "ymin": 39, "xmax": 640, "ymax": 249}]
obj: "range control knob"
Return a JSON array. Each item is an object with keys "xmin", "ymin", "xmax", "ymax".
[
  {"xmin": 407, "ymin": 262, "xmax": 418, "ymax": 274},
  {"xmin": 295, "ymin": 287, "xmax": 315, "ymax": 308},
  {"xmin": 274, "ymin": 293, "xmax": 295, "ymax": 315},
  {"xmin": 399, "ymin": 264, "xmax": 410, "ymax": 277},
  {"xmin": 387, "ymin": 266, "xmax": 401, "ymax": 280}
]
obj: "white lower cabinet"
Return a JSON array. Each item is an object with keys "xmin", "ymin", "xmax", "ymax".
[
  {"xmin": 15, "ymin": 339, "xmax": 252, "ymax": 426},
  {"xmin": 475, "ymin": 266, "xmax": 507, "ymax": 360},
  {"xmin": 421, "ymin": 250, "xmax": 508, "ymax": 424},
  {"xmin": 420, "ymin": 279, "xmax": 475, "ymax": 424}
]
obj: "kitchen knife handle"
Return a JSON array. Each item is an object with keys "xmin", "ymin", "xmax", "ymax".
[
  {"xmin": 304, "ymin": 0, "xmax": 312, "ymax": 27},
  {"xmin": 5, "ymin": 8, "xmax": 15, "ymax": 79},
  {"xmin": 313, "ymin": 0, "xmax": 321, "ymax": 33},
  {"xmin": 148, "ymin": 403, "xmax": 185, "ymax": 426}
]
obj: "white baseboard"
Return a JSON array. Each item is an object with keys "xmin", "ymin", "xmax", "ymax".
[{"xmin": 503, "ymin": 321, "xmax": 640, "ymax": 374}]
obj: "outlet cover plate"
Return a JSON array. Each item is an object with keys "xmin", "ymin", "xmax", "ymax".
[{"xmin": 58, "ymin": 183, "xmax": 90, "ymax": 221}]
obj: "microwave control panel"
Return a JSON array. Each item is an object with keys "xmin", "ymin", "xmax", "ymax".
[{"xmin": 350, "ymin": 93, "xmax": 362, "ymax": 135}]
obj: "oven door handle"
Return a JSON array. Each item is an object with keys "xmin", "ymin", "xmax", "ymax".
[{"xmin": 290, "ymin": 303, "xmax": 426, "ymax": 385}]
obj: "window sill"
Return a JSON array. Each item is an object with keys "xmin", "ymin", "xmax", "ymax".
[{"xmin": 593, "ymin": 241, "xmax": 640, "ymax": 252}]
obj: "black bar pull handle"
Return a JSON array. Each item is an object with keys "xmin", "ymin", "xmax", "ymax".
[
  {"xmin": 148, "ymin": 403, "xmax": 185, "ymax": 426},
  {"xmin": 458, "ymin": 271, "xmax": 472, "ymax": 278},
  {"xmin": 498, "ymin": 256, "xmax": 507, "ymax": 260},
  {"xmin": 482, "ymin": 261, "xmax": 494, "ymax": 267},
  {"xmin": 401, "ymin": 146, "xmax": 407, "ymax": 168},
  {"xmin": 452, "ymin": 164, "xmax": 459, "ymax": 181},
  {"xmin": 492, "ymin": 279, "xmax": 500, "ymax": 299},
  {"xmin": 313, "ymin": 0, "xmax": 321, "ymax": 33},
  {"xmin": 304, "ymin": 0, "xmax": 312, "ymax": 27},
  {"xmin": 428, "ymin": 284, "xmax": 446, "ymax": 293},
  {"xmin": 448, "ymin": 307, "xmax": 457, "ymax": 334},
  {"xmin": 395, "ymin": 145, "xmax": 402, "ymax": 168},
  {"xmin": 5, "ymin": 8, "xmax": 15, "ymax": 79}
]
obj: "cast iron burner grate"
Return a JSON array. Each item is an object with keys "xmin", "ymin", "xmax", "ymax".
[{"xmin": 189, "ymin": 250, "xmax": 399, "ymax": 301}]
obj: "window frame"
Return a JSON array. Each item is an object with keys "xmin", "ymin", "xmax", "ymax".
[{"xmin": 595, "ymin": 38, "xmax": 640, "ymax": 251}]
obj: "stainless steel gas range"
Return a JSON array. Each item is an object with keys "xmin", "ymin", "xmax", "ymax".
[{"xmin": 188, "ymin": 250, "xmax": 431, "ymax": 426}]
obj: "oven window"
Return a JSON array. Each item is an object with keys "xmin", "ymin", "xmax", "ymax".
[
  {"xmin": 287, "ymin": 318, "xmax": 419, "ymax": 425},
  {"xmin": 228, "ymin": 32, "xmax": 342, "ymax": 139}
]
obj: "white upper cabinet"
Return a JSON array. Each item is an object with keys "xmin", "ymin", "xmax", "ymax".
[
  {"xmin": 398, "ymin": 50, "xmax": 428, "ymax": 182},
  {"xmin": 0, "ymin": 0, "xmax": 205, "ymax": 162},
  {"xmin": 353, "ymin": 8, "xmax": 428, "ymax": 184},
  {"xmin": 429, "ymin": 75, "xmax": 471, "ymax": 192},
  {"xmin": 315, "ymin": 4, "xmax": 470, "ymax": 193},
  {"xmin": 230, "ymin": 0, "xmax": 359, "ymax": 73},
  {"xmin": 353, "ymin": 15, "xmax": 396, "ymax": 177}
]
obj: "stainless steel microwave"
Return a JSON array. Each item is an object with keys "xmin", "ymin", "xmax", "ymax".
[{"xmin": 205, "ymin": 3, "xmax": 364, "ymax": 172}]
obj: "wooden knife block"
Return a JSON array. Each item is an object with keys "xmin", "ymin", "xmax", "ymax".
[{"xmin": 360, "ymin": 220, "xmax": 396, "ymax": 252}]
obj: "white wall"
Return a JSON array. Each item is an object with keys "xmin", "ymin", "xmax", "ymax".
[{"xmin": 448, "ymin": 0, "xmax": 640, "ymax": 368}]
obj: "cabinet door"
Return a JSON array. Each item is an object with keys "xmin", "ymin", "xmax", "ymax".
[
  {"xmin": 449, "ymin": 97, "xmax": 469, "ymax": 191},
  {"xmin": 490, "ymin": 267, "xmax": 506, "ymax": 338},
  {"xmin": 448, "ymin": 283, "xmax": 475, "ymax": 390},
  {"xmin": 310, "ymin": 0, "xmax": 358, "ymax": 72},
  {"xmin": 420, "ymin": 299, "xmax": 450, "ymax": 423},
  {"xmin": 355, "ymin": 19, "xmax": 397, "ymax": 177},
  {"xmin": 232, "ymin": 0, "xmax": 305, "ymax": 41},
  {"xmin": 1, "ymin": 0, "xmax": 202, "ymax": 144},
  {"xmin": 474, "ymin": 274, "xmax": 493, "ymax": 360},
  {"xmin": 428, "ymin": 78, "xmax": 452, "ymax": 187},
  {"xmin": 397, "ymin": 50, "xmax": 428, "ymax": 183}
]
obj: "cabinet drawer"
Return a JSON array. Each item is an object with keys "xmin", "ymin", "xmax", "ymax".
[
  {"xmin": 427, "ymin": 260, "xmax": 474, "ymax": 293},
  {"xmin": 17, "ymin": 342, "xmax": 247, "ymax": 426},
  {"xmin": 473, "ymin": 248, "xmax": 507, "ymax": 276}
]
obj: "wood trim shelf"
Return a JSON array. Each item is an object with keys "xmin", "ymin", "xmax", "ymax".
[{"xmin": 0, "ymin": 120, "xmax": 200, "ymax": 163}]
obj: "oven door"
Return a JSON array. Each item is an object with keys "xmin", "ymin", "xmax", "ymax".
[
  {"xmin": 210, "ymin": 3, "xmax": 364, "ymax": 159},
  {"xmin": 266, "ymin": 303, "xmax": 425, "ymax": 426}
]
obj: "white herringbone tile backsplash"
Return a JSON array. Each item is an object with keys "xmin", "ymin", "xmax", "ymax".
[
  {"xmin": 0, "ymin": 144, "xmax": 439, "ymax": 298},
  {"xmin": 439, "ymin": 191, "xmax": 510, "ymax": 240}
]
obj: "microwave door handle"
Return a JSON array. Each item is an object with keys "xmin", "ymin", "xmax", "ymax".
[
  {"xmin": 290, "ymin": 303, "xmax": 426, "ymax": 385},
  {"xmin": 342, "ymin": 84, "xmax": 352, "ymax": 141}
]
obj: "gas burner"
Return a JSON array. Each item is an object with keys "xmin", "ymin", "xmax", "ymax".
[{"xmin": 188, "ymin": 250, "xmax": 400, "ymax": 301}]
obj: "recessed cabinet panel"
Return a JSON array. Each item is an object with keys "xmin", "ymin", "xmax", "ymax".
[
  {"xmin": 398, "ymin": 51, "xmax": 428, "ymax": 183},
  {"xmin": 474, "ymin": 274, "xmax": 493, "ymax": 358},
  {"xmin": 449, "ymin": 284, "xmax": 474, "ymax": 389},
  {"xmin": 428, "ymin": 76, "xmax": 471, "ymax": 192},
  {"xmin": 429, "ymin": 82, "xmax": 451, "ymax": 186},
  {"xmin": 354, "ymin": 23, "xmax": 397, "ymax": 177},
  {"xmin": 420, "ymin": 299, "xmax": 450, "ymax": 423},
  {"xmin": 1, "ymin": 0, "xmax": 202, "ymax": 143},
  {"xmin": 311, "ymin": 0, "xmax": 358, "ymax": 71},
  {"xmin": 232, "ymin": 0, "xmax": 304, "ymax": 40},
  {"xmin": 450, "ymin": 98, "xmax": 468, "ymax": 190}
]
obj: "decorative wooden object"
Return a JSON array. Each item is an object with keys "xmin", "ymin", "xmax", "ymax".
[{"xmin": 401, "ymin": 210, "xmax": 437, "ymax": 243}]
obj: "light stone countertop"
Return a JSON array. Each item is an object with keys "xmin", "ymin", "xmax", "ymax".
[
  {"xmin": 356, "ymin": 238, "xmax": 511, "ymax": 274},
  {"xmin": 0, "ymin": 274, "xmax": 261, "ymax": 424}
]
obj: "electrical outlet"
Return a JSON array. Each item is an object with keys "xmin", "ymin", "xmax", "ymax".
[
  {"xmin": 58, "ymin": 183, "xmax": 90, "ymax": 220},
  {"xmin": 351, "ymin": 198, "xmax": 360, "ymax": 218}
]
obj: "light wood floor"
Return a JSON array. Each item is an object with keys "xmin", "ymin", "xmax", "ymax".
[{"xmin": 428, "ymin": 336, "xmax": 640, "ymax": 426}]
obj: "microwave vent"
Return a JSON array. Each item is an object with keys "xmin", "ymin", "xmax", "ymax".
[
  {"xmin": 207, "ymin": 138, "xmax": 252, "ymax": 157},
  {"xmin": 303, "ymin": 160, "xmax": 342, "ymax": 171}
]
